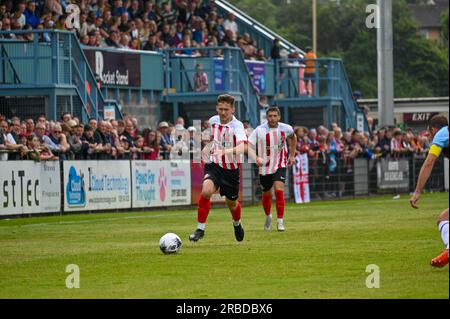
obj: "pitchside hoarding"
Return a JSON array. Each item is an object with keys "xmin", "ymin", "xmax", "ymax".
[
  {"xmin": 377, "ymin": 158, "xmax": 410, "ymax": 190},
  {"xmin": 132, "ymin": 160, "xmax": 191, "ymax": 208},
  {"xmin": 63, "ymin": 161, "xmax": 131, "ymax": 212},
  {"xmin": 0, "ymin": 162, "xmax": 61, "ymax": 216}
]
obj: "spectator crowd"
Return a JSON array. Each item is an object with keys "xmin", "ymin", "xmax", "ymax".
[
  {"xmin": 1, "ymin": 110, "xmax": 433, "ymax": 164},
  {"xmin": 0, "ymin": 112, "xmax": 201, "ymax": 161},
  {"xmin": 0, "ymin": 0, "xmax": 273, "ymax": 61}
]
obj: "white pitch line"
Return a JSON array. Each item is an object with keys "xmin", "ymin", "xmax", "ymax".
[{"xmin": 4, "ymin": 211, "xmax": 192, "ymax": 228}]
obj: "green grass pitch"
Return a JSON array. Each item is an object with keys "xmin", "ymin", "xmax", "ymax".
[{"xmin": 0, "ymin": 193, "xmax": 448, "ymax": 299}]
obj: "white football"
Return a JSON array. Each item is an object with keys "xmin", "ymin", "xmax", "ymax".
[{"xmin": 159, "ymin": 233, "xmax": 182, "ymax": 254}]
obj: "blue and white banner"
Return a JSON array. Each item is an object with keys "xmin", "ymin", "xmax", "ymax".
[
  {"xmin": 63, "ymin": 161, "xmax": 131, "ymax": 212},
  {"xmin": 132, "ymin": 160, "xmax": 191, "ymax": 208},
  {"xmin": 0, "ymin": 161, "xmax": 61, "ymax": 215}
]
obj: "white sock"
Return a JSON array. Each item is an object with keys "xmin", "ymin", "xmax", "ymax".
[
  {"xmin": 197, "ymin": 223, "xmax": 206, "ymax": 231},
  {"xmin": 233, "ymin": 220, "xmax": 241, "ymax": 227},
  {"xmin": 277, "ymin": 218, "xmax": 283, "ymax": 224},
  {"xmin": 438, "ymin": 221, "xmax": 449, "ymax": 249}
]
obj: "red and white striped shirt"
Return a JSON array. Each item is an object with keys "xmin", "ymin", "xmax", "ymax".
[
  {"xmin": 208, "ymin": 115, "xmax": 247, "ymax": 170},
  {"xmin": 248, "ymin": 122, "xmax": 294, "ymax": 176}
]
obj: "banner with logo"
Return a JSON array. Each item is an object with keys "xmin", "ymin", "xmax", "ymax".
[
  {"xmin": 63, "ymin": 161, "xmax": 131, "ymax": 212},
  {"xmin": 377, "ymin": 158, "xmax": 410, "ymax": 190},
  {"xmin": 84, "ymin": 49, "xmax": 141, "ymax": 87},
  {"xmin": 293, "ymin": 153, "xmax": 310, "ymax": 204},
  {"xmin": 132, "ymin": 160, "xmax": 191, "ymax": 208},
  {"xmin": 0, "ymin": 162, "xmax": 61, "ymax": 216},
  {"xmin": 247, "ymin": 61, "xmax": 266, "ymax": 94}
]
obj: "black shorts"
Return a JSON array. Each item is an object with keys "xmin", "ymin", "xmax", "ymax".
[
  {"xmin": 260, "ymin": 168, "xmax": 287, "ymax": 192},
  {"xmin": 204, "ymin": 163, "xmax": 240, "ymax": 201}
]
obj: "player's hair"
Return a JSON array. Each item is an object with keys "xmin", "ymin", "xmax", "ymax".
[
  {"xmin": 266, "ymin": 106, "xmax": 281, "ymax": 117},
  {"xmin": 428, "ymin": 115, "xmax": 448, "ymax": 130},
  {"xmin": 217, "ymin": 94, "xmax": 235, "ymax": 107}
]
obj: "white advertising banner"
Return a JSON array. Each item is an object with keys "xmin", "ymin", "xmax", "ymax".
[
  {"xmin": 293, "ymin": 153, "xmax": 310, "ymax": 204},
  {"xmin": 132, "ymin": 160, "xmax": 191, "ymax": 208},
  {"xmin": 0, "ymin": 161, "xmax": 61, "ymax": 216},
  {"xmin": 63, "ymin": 161, "xmax": 131, "ymax": 212},
  {"xmin": 168, "ymin": 160, "xmax": 191, "ymax": 206}
]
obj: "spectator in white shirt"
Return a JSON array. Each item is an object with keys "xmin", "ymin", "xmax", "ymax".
[{"xmin": 223, "ymin": 12, "xmax": 238, "ymax": 37}]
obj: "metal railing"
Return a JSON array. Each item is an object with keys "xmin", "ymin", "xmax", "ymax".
[
  {"xmin": 0, "ymin": 30, "xmax": 122, "ymax": 122},
  {"xmin": 163, "ymin": 47, "xmax": 259, "ymax": 127}
]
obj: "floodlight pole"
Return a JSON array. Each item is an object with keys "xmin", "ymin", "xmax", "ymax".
[
  {"xmin": 312, "ymin": 0, "xmax": 317, "ymax": 53},
  {"xmin": 377, "ymin": 0, "xmax": 395, "ymax": 127}
]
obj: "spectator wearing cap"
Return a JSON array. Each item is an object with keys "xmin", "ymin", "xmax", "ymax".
[
  {"xmin": 171, "ymin": 124, "xmax": 189, "ymax": 160},
  {"xmin": 159, "ymin": 121, "xmax": 172, "ymax": 159},
  {"xmin": 188, "ymin": 125, "xmax": 200, "ymax": 159}
]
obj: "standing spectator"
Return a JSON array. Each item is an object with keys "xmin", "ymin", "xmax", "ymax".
[
  {"xmin": 0, "ymin": 3, "xmax": 10, "ymax": 20},
  {"xmin": 11, "ymin": 2, "xmax": 26, "ymax": 28},
  {"xmin": 303, "ymin": 46, "xmax": 317, "ymax": 97},
  {"xmin": 271, "ymin": 38, "xmax": 281, "ymax": 61},
  {"xmin": 142, "ymin": 129, "xmax": 160, "ymax": 160},
  {"xmin": 43, "ymin": 123, "xmax": 70, "ymax": 160},
  {"xmin": 194, "ymin": 63, "xmax": 209, "ymax": 92},
  {"xmin": 158, "ymin": 121, "xmax": 172, "ymax": 159}
]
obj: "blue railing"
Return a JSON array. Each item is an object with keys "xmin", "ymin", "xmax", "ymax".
[
  {"xmin": 0, "ymin": 30, "xmax": 122, "ymax": 122},
  {"xmin": 163, "ymin": 47, "xmax": 259, "ymax": 127}
]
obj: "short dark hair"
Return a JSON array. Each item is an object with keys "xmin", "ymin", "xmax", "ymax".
[
  {"xmin": 217, "ymin": 94, "xmax": 235, "ymax": 107},
  {"xmin": 428, "ymin": 115, "xmax": 448, "ymax": 130},
  {"xmin": 266, "ymin": 106, "xmax": 281, "ymax": 116}
]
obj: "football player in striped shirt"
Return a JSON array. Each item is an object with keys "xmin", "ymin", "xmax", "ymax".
[
  {"xmin": 248, "ymin": 107, "xmax": 297, "ymax": 231},
  {"xmin": 189, "ymin": 94, "xmax": 247, "ymax": 242},
  {"xmin": 410, "ymin": 115, "xmax": 449, "ymax": 267}
]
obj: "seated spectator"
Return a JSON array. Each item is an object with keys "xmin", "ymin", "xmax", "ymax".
[
  {"xmin": 24, "ymin": 1, "xmax": 39, "ymax": 28},
  {"xmin": 194, "ymin": 63, "xmax": 209, "ymax": 92}
]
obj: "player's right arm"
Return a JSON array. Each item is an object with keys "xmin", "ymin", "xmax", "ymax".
[
  {"xmin": 410, "ymin": 152, "xmax": 438, "ymax": 209},
  {"xmin": 410, "ymin": 127, "xmax": 447, "ymax": 208}
]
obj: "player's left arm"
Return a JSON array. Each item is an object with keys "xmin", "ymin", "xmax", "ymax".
[{"xmin": 410, "ymin": 152, "xmax": 439, "ymax": 209}]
